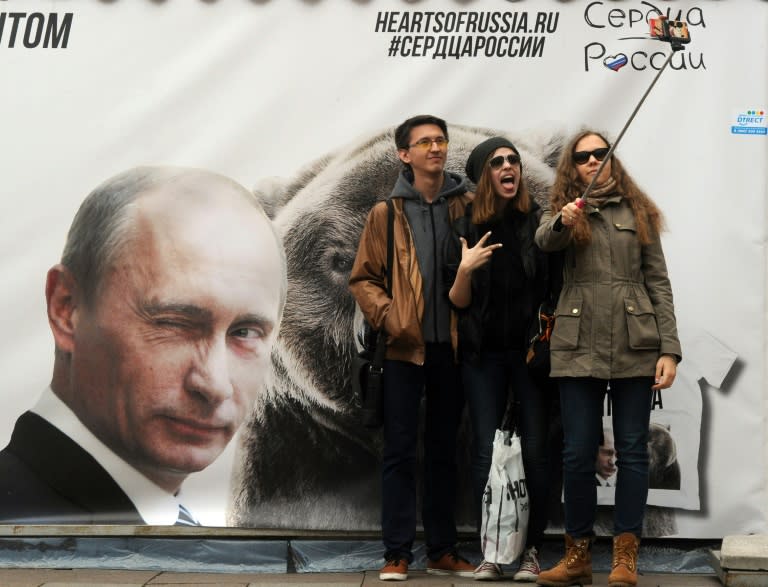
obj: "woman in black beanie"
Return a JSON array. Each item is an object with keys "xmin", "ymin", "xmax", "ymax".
[{"xmin": 445, "ymin": 137, "xmax": 555, "ymax": 582}]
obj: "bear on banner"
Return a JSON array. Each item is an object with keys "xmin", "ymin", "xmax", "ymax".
[
  {"xmin": 229, "ymin": 124, "xmax": 564, "ymax": 531},
  {"xmin": 228, "ymin": 123, "xmax": 693, "ymax": 538}
]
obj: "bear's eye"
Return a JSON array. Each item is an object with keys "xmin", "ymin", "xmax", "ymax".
[{"xmin": 330, "ymin": 252, "xmax": 353, "ymax": 274}]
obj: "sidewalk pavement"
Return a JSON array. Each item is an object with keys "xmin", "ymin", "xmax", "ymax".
[{"xmin": 0, "ymin": 568, "xmax": 723, "ymax": 586}]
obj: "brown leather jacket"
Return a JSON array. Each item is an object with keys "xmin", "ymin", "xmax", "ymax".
[{"xmin": 349, "ymin": 194, "xmax": 470, "ymax": 365}]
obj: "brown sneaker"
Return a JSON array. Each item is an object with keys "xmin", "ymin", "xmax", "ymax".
[
  {"xmin": 427, "ymin": 551, "xmax": 475, "ymax": 578},
  {"xmin": 379, "ymin": 558, "xmax": 408, "ymax": 581}
]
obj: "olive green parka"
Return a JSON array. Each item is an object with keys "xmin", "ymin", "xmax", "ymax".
[{"xmin": 535, "ymin": 194, "xmax": 682, "ymax": 378}]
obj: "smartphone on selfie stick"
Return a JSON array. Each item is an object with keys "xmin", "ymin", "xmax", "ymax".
[
  {"xmin": 576, "ymin": 16, "xmax": 691, "ymax": 208},
  {"xmin": 650, "ymin": 17, "xmax": 691, "ymax": 49}
]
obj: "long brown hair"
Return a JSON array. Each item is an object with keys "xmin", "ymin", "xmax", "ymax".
[
  {"xmin": 472, "ymin": 150, "xmax": 532, "ymax": 224},
  {"xmin": 549, "ymin": 130, "xmax": 665, "ymax": 245}
]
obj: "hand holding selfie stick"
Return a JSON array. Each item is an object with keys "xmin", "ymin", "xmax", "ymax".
[{"xmin": 575, "ymin": 24, "xmax": 688, "ymax": 209}]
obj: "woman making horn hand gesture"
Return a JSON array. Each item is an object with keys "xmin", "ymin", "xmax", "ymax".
[{"xmin": 444, "ymin": 137, "xmax": 555, "ymax": 583}]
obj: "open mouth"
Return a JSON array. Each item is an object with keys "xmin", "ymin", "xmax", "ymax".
[{"xmin": 500, "ymin": 175, "xmax": 516, "ymax": 188}]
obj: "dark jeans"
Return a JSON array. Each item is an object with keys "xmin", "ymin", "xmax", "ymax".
[
  {"xmin": 559, "ymin": 377, "xmax": 653, "ymax": 538},
  {"xmin": 463, "ymin": 350, "xmax": 555, "ymax": 550},
  {"xmin": 381, "ymin": 343, "xmax": 464, "ymax": 563}
]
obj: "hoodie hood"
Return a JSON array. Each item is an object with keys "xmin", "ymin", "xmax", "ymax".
[{"xmin": 389, "ymin": 169, "xmax": 468, "ymax": 202}]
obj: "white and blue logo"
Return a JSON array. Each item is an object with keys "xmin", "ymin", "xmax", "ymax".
[{"xmin": 731, "ymin": 110, "xmax": 767, "ymax": 135}]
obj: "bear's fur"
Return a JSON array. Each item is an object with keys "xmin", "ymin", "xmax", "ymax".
[
  {"xmin": 229, "ymin": 124, "xmax": 564, "ymax": 530},
  {"xmin": 229, "ymin": 123, "xmax": 678, "ymax": 538}
]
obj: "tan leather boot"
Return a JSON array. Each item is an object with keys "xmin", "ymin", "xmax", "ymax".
[
  {"xmin": 608, "ymin": 532, "xmax": 640, "ymax": 586},
  {"xmin": 536, "ymin": 534, "xmax": 592, "ymax": 586}
]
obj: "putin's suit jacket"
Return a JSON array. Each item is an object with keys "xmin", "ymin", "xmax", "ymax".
[{"xmin": 0, "ymin": 411, "xmax": 144, "ymax": 524}]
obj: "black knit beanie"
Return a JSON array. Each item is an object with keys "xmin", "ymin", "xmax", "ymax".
[{"xmin": 464, "ymin": 137, "xmax": 521, "ymax": 184}]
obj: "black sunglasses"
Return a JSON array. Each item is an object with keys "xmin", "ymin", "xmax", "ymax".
[
  {"xmin": 573, "ymin": 147, "xmax": 610, "ymax": 165},
  {"xmin": 488, "ymin": 153, "xmax": 521, "ymax": 169}
]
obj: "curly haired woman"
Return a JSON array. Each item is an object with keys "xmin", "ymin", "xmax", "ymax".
[{"xmin": 535, "ymin": 130, "xmax": 682, "ymax": 587}]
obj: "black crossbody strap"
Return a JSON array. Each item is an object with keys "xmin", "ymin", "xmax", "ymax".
[
  {"xmin": 385, "ymin": 199, "xmax": 394, "ymax": 297},
  {"xmin": 372, "ymin": 200, "xmax": 394, "ymax": 369}
]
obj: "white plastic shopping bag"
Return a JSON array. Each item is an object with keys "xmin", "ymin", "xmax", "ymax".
[{"xmin": 480, "ymin": 428, "xmax": 529, "ymax": 564}]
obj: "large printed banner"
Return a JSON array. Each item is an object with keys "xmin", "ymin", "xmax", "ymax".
[{"xmin": 0, "ymin": 0, "xmax": 766, "ymax": 539}]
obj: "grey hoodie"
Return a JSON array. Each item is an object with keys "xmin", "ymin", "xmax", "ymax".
[{"xmin": 389, "ymin": 169, "xmax": 468, "ymax": 344}]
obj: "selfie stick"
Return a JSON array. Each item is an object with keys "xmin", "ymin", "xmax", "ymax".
[{"xmin": 576, "ymin": 41, "xmax": 685, "ymax": 207}]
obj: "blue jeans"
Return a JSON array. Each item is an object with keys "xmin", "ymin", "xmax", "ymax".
[
  {"xmin": 559, "ymin": 377, "xmax": 653, "ymax": 538},
  {"xmin": 381, "ymin": 343, "xmax": 464, "ymax": 563},
  {"xmin": 463, "ymin": 350, "xmax": 555, "ymax": 550}
]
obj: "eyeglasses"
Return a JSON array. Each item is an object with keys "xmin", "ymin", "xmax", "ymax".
[
  {"xmin": 408, "ymin": 137, "xmax": 449, "ymax": 150},
  {"xmin": 488, "ymin": 153, "xmax": 521, "ymax": 169},
  {"xmin": 573, "ymin": 147, "xmax": 610, "ymax": 165}
]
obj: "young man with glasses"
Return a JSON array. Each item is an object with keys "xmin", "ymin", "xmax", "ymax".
[{"xmin": 349, "ymin": 114, "xmax": 474, "ymax": 581}]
